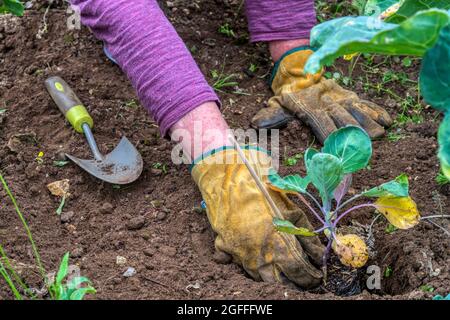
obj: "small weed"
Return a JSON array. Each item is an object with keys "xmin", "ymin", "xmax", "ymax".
[
  {"xmin": 248, "ymin": 63, "xmax": 257, "ymax": 73},
  {"xmin": 124, "ymin": 99, "xmax": 138, "ymax": 108},
  {"xmin": 153, "ymin": 162, "xmax": 168, "ymax": 174},
  {"xmin": 53, "ymin": 160, "xmax": 69, "ymax": 167},
  {"xmin": 56, "ymin": 195, "xmax": 66, "ymax": 215},
  {"xmin": 48, "ymin": 252, "xmax": 96, "ymax": 300},
  {"xmin": 35, "ymin": 151, "xmax": 44, "ymax": 165},
  {"xmin": 384, "ymin": 266, "xmax": 393, "ymax": 278},
  {"xmin": 387, "ymin": 132, "xmax": 404, "ymax": 142},
  {"xmin": 420, "ymin": 284, "xmax": 435, "ymax": 293},
  {"xmin": 211, "ymin": 70, "xmax": 239, "ymax": 93},
  {"xmin": 436, "ymin": 172, "xmax": 450, "ymax": 186},
  {"xmin": 218, "ymin": 23, "xmax": 236, "ymax": 38},
  {"xmin": 385, "ymin": 223, "xmax": 398, "ymax": 234},
  {"xmin": 284, "ymin": 153, "xmax": 303, "ymax": 166}
]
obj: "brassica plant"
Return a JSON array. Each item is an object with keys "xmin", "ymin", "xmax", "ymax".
[
  {"xmin": 0, "ymin": 0, "xmax": 24, "ymax": 16},
  {"xmin": 304, "ymin": 0, "xmax": 450, "ymax": 180},
  {"xmin": 270, "ymin": 126, "xmax": 420, "ymax": 268}
]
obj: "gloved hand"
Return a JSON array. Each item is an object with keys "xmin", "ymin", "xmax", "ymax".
[
  {"xmin": 191, "ymin": 147, "xmax": 324, "ymax": 288},
  {"xmin": 252, "ymin": 47, "xmax": 393, "ymax": 143}
]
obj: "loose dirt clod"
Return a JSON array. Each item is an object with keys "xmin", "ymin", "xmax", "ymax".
[
  {"xmin": 99, "ymin": 202, "xmax": 114, "ymax": 214},
  {"xmin": 60, "ymin": 210, "xmax": 74, "ymax": 223},
  {"xmin": 126, "ymin": 216, "xmax": 146, "ymax": 230},
  {"xmin": 156, "ymin": 211, "xmax": 167, "ymax": 221}
]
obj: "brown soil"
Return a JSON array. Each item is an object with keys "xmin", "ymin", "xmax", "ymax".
[{"xmin": 0, "ymin": 0, "xmax": 448, "ymax": 300}]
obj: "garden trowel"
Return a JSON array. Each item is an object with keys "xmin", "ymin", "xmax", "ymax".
[{"xmin": 45, "ymin": 76, "xmax": 143, "ymax": 184}]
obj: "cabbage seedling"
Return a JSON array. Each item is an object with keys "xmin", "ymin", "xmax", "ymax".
[
  {"xmin": 270, "ymin": 126, "xmax": 420, "ymax": 269},
  {"xmin": 303, "ymin": 0, "xmax": 450, "ymax": 179}
]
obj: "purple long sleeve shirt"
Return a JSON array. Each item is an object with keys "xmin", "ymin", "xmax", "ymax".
[{"xmin": 70, "ymin": 0, "xmax": 316, "ymax": 135}]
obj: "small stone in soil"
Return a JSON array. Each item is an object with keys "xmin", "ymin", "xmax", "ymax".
[
  {"xmin": 139, "ymin": 230, "xmax": 152, "ymax": 240},
  {"xmin": 99, "ymin": 202, "xmax": 114, "ymax": 214},
  {"xmin": 123, "ymin": 267, "xmax": 136, "ymax": 277},
  {"xmin": 126, "ymin": 216, "xmax": 146, "ymax": 230},
  {"xmin": 143, "ymin": 247, "xmax": 155, "ymax": 257},
  {"xmin": 60, "ymin": 211, "xmax": 74, "ymax": 223},
  {"xmin": 156, "ymin": 211, "xmax": 167, "ymax": 221},
  {"xmin": 116, "ymin": 256, "xmax": 127, "ymax": 266}
]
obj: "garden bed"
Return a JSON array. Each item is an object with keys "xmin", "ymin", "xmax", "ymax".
[{"xmin": 0, "ymin": 0, "xmax": 448, "ymax": 299}]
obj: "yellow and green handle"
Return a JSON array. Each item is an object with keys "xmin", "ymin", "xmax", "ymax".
[{"xmin": 44, "ymin": 76, "xmax": 93, "ymax": 133}]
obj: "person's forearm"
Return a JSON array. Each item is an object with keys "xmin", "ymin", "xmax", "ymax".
[
  {"xmin": 170, "ymin": 102, "xmax": 231, "ymax": 160},
  {"xmin": 244, "ymin": 0, "xmax": 316, "ymax": 43},
  {"xmin": 70, "ymin": 0, "xmax": 219, "ymax": 137}
]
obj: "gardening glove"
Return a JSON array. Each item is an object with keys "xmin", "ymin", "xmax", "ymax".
[
  {"xmin": 191, "ymin": 147, "xmax": 324, "ymax": 288},
  {"xmin": 251, "ymin": 47, "xmax": 393, "ymax": 143}
]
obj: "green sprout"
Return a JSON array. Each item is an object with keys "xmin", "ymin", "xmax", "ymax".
[
  {"xmin": 218, "ymin": 23, "xmax": 235, "ymax": 38},
  {"xmin": 48, "ymin": 253, "xmax": 96, "ymax": 300}
]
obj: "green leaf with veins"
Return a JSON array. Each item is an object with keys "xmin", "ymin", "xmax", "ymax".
[
  {"xmin": 304, "ymin": 148, "xmax": 319, "ymax": 170},
  {"xmin": 438, "ymin": 114, "xmax": 450, "ymax": 180},
  {"xmin": 386, "ymin": 0, "xmax": 450, "ymax": 23},
  {"xmin": 268, "ymin": 169, "xmax": 309, "ymax": 193},
  {"xmin": 363, "ymin": 173, "xmax": 409, "ymax": 197},
  {"xmin": 420, "ymin": 24, "xmax": 450, "ymax": 112},
  {"xmin": 364, "ymin": 0, "xmax": 400, "ymax": 16},
  {"xmin": 2, "ymin": 0, "xmax": 24, "ymax": 16},
  {"xmin": 322, "ymin": 126, "xmax": 372, "ymax": 174},
  {"xmin": 305, "ymin": 9, "xmax": 450, "ymax": 74},
  {"xmin": 307, "ymin": 153, "xmax": 344, "ymax": 203},
  {"xmin": 273, "ymin": 218, "xmax": 317, "ymax": 236}
]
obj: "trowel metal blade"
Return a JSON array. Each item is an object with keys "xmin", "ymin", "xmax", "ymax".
[{"xmin": 66, "ymin": 137, "xmax": 143, "ymax": 184}]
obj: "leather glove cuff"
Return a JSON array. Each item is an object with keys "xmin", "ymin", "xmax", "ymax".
[{"xmin": 270, "ymin": 46, "xmax": 323, "ymax": 96}]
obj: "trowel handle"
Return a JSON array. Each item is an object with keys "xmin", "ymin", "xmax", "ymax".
[{"xmin": 45, "ymin": 76, "xmax": 94, "ymax": 134}]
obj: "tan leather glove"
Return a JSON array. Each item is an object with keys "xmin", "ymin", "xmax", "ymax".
[
  {"xmin": 252, "ymin": 48, "xmax": 393, "ymax": 143},
  {"xmin": 191, "ymin": 148, "xmax": 324, "ymax": 288}
]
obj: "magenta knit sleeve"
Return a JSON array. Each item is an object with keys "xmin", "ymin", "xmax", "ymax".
[
  {"xmin": 69, "ymin": 0, "xmax": 219, "ymax": 136},
  {"xmin": 245, "ymin": 0, "xmax": 317, "ymax": 42}
]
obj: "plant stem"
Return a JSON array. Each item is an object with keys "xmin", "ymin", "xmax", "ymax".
[
  {"xmin": 304, "ymin": 191, "xmax": 325, "ymax": 214},
  {"xmin": 421, "ymin": 215, "xmax": 450, "ymax": 220},
  {"xmin": 0, "ymin": 173, "xmax": 49, "ymax": 296},
  {"xmin": 333, "ymin": 203, "xmax": 376, "ymax": 227},
  {"xmin": 0, "ymin": 259, "xmax": 22, "ymax": 300},
  {"xmin": 335, "ymin": 193, "xmax": 364, "ymax": 214},
  {"xmin": 296, "ymin": 194, "xmax": 325, "ymax": 224},
  {"xmin": 56, "ymin": 195, "xmax": 66, "ymax": 215},
  {"xmin": 0, "ymin": 245, "xmax": 35, "ymax": 298}
]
